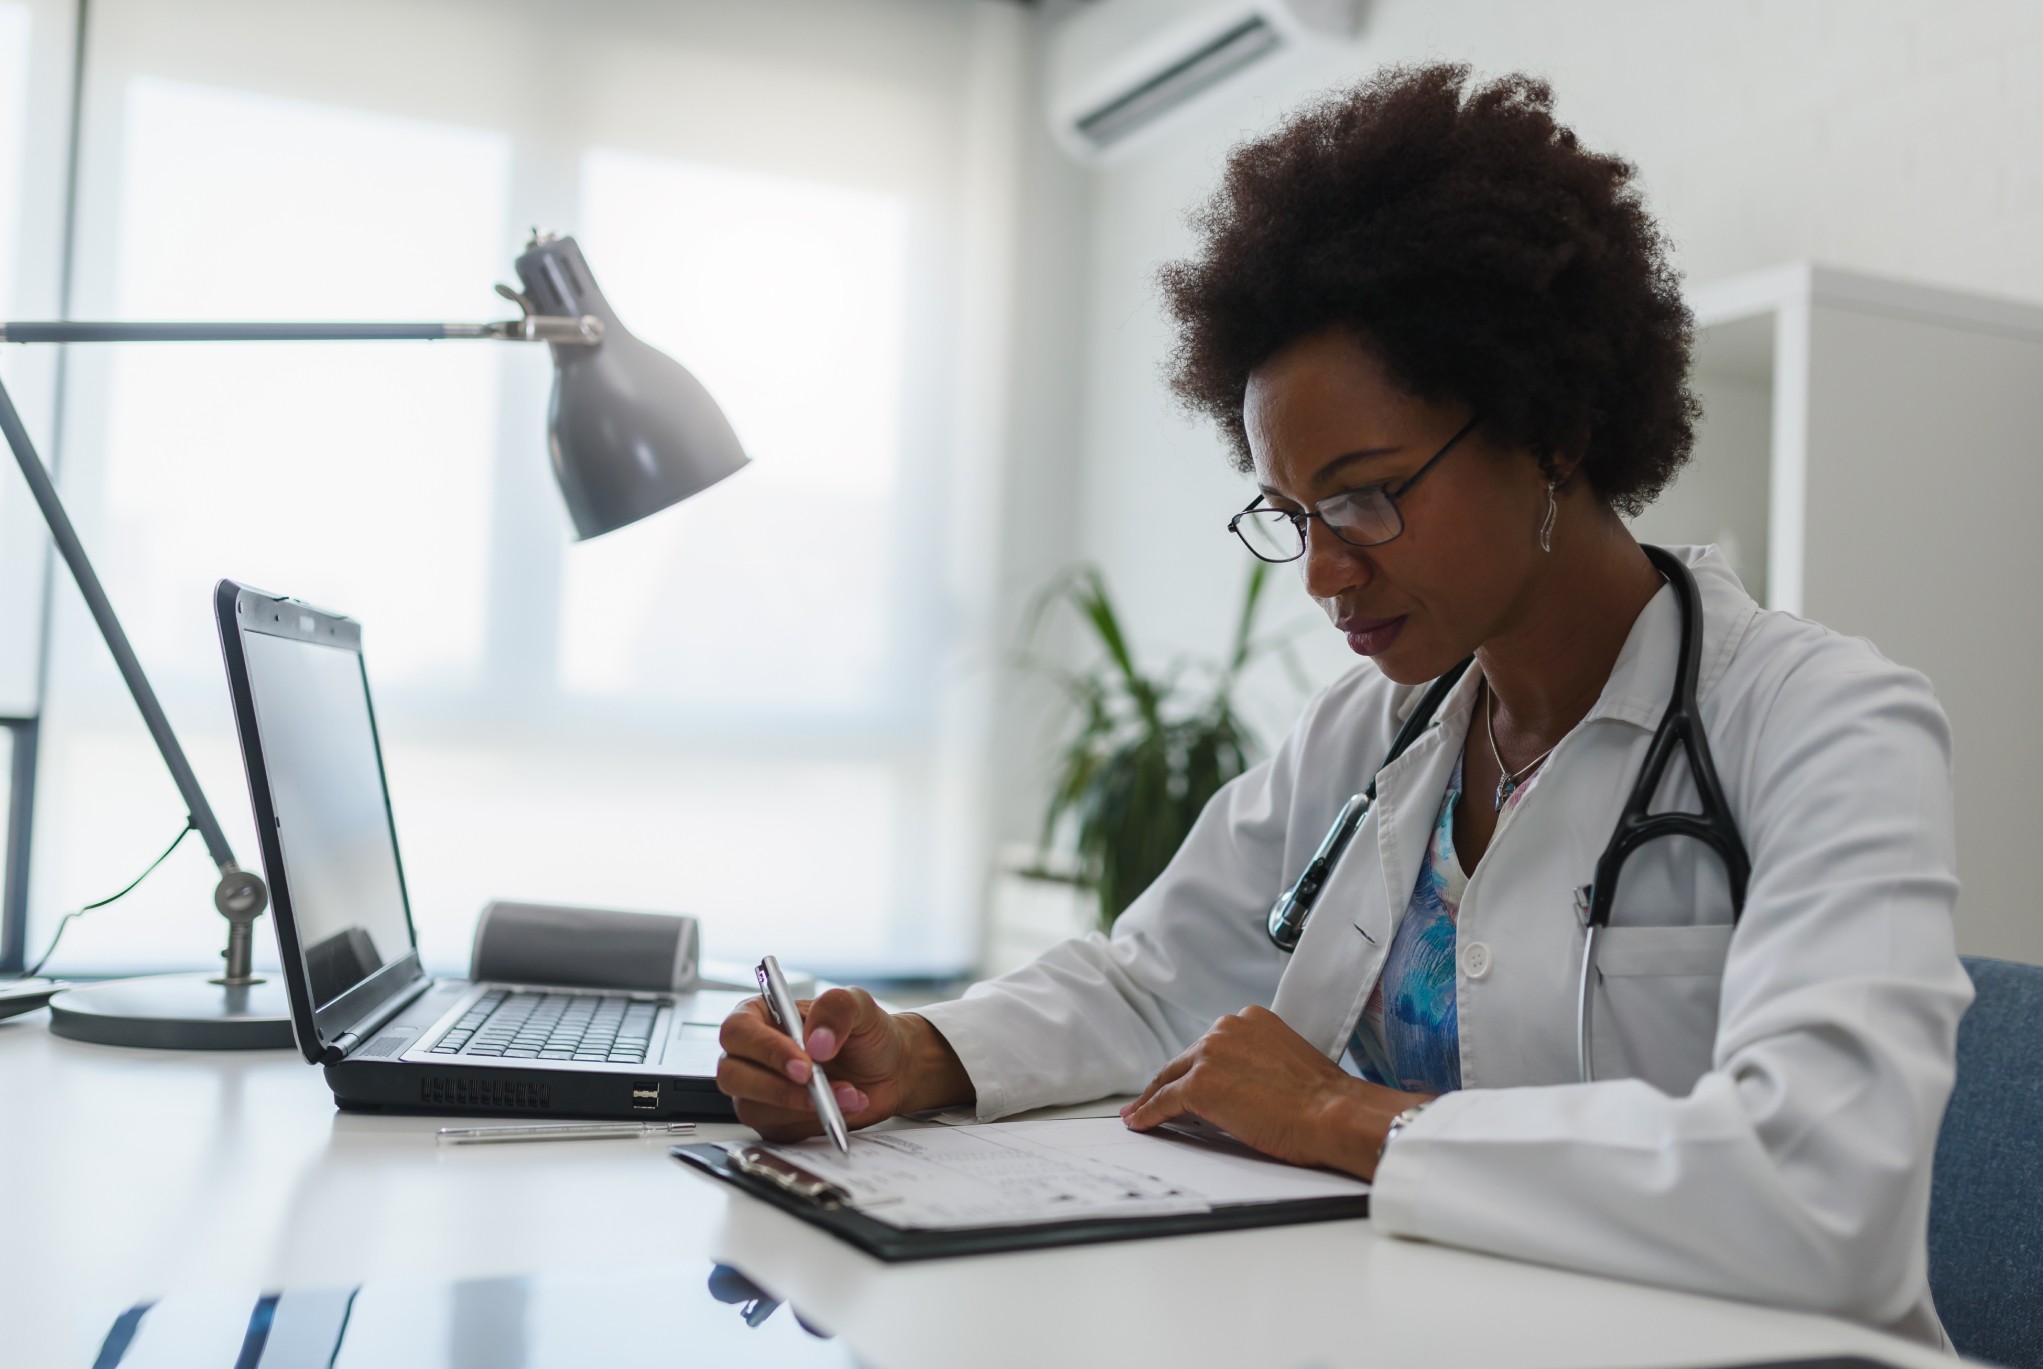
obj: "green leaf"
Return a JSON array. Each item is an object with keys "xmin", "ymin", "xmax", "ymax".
[
  {"xmin": 1020, "ymin": 559, "xmax": 1303, "ymax": 929},
  {"xmin": 1225, "ymin": 559, "xmax": 1272, "ymax": 675}
]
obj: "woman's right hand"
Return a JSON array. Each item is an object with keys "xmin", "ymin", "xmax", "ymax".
[{"xmin": 715, "ymin": 986, "xmax": 973, "ymax": 1141}]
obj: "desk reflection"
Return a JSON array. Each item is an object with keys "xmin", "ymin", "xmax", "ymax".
[{"xmin": 93, "ymin": 1263, "xmax": 861, "ymax": 1368}]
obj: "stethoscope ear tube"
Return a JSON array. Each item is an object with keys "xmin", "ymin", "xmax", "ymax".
[{"xmin": 1267, "ymin": 658, "xmax": 1473, "ymax": 953}]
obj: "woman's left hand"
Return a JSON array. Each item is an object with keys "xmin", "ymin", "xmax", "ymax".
[{"xmin": 1120, "ymin": 1005, "xmax": 1429, "ymax": 1180}]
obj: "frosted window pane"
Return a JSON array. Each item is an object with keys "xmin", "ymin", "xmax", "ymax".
[
  {"xmin": 390, "ymin": 745, "xmax": 900, "ymax": 972},
  {"xmin": 562, "ymin": 151, "xmax": 910, "ymax": 709},
  {"xmin": 25, "ymin": 81, "xmax": 517, "ymax": 970},
  {"xmin": 0, "ymin": 729, "xmax": 11, "ymax": 936},
  {"xmin": 31, "ymin": 727, "xmax": 903, "ymax": 974},
  {"xmin": 0, "ymin": 0, "xmax": 27, "ymax": 314},
  {"xmin": 22, "ymin": 728, "xmax": 241, "ymax": 975},
  {"xmin": 25, "ymin": 21, "xmax": 979, "ymax": 977},
  {"xmin": 96, "ymin": 78, "xmax": 512, "ymax": 685},
  {"xmin": 0, "ymin": 2, "xmax": 38, "ymax": 718}
]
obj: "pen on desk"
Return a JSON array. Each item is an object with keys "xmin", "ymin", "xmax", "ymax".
[
  {"xmin": 756, "ymin": 954, "xmax": 851, "ymax": 1154},
  {"xmin": 436, "ymin": 1121, "xmax": 697, "ymax": 1146}
]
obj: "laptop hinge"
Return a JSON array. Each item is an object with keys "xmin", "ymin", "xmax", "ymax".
[{"xmin": 324, "ymin": 976, "xmax": 434, "ymax": 1065}]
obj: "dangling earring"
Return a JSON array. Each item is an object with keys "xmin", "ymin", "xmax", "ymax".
[{"xmin": 1538, "ymin": 477, "xmax": 1559, "ymax": 554}]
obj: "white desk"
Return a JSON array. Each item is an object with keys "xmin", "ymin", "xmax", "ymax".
[{"xmin": 0, "ymin": 1009, "xmax": 1956, "ymax": 1369}]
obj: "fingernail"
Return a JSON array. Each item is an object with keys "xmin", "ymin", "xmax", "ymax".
[
  {"xmin": 806, "ymin": 1028, "xmax": 838, "ymax": 1061},
  {"xmin": 785, "ymin": 1058, "xmax": 811, "ymax": 1084},
  {"xmin": 1118, "ymin": 1103, "xmax": 1132, "ymax": 1117},
  {"xmin": 834, "ymin": 1084, "xmax": 866, "ymax": 1111}
]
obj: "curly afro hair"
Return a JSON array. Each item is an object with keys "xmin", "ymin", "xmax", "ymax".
[{"xmin": 1161, "ymin": 63, "xmax": 1696, "ymax": 517}]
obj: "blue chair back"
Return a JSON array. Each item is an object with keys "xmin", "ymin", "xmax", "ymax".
[{"xmin": 1928, "ymin": 955, "xmax": 2043, "ymax": 1368}]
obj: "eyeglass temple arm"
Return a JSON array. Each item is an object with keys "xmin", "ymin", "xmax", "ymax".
[{"xmin": 1387, "ymin": 414, "xmax": 1483, "ymax": 499}]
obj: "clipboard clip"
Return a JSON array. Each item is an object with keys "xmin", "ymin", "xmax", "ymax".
[{"xmin": 728, "ymin": 1145, "xmax": 853, "ymax": 1208}]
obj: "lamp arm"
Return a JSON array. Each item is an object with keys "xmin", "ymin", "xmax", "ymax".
[
  {"xmin": 0, "ymin": 316, "xmax": 603, "ymax": 345},
  {"xmin": 0, "ymin": 371, "xmax": 271, "ymax": 975},
  {"xmin": 0, "ymin": 305, "xmax": 599, "ymax": 982}
]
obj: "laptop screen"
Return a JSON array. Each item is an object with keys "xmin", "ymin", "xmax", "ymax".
[{"xmin": 240, "ymin": 626, "xmax": 415, "ymax": 1010}]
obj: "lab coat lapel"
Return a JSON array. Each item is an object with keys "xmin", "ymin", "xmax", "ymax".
[{"xmin": 1271, "ymin": 670, "xmax": 1478, "ymax": 1058}]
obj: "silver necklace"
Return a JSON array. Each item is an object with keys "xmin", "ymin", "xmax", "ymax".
[{"xmin": 1485, "ymin": 681, "xmax": 1556, "ymax": 811}]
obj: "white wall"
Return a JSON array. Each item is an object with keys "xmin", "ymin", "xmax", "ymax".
[
  {"xmin": 1018, "ymin": 1, "xmax": 2043, "ymax": 957},
  {"xmin": 1796, "ymin": 296, "xmax": 2043, "ymax": 965},
  {"xmin": 976, "ymin": 1, "xmax": 1097, "ymax": 865}
]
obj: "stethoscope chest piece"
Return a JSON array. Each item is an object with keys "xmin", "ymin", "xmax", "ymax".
[{"xmin": 1266, "ymin": 660, "xmax": 1472, "ymax": 952}]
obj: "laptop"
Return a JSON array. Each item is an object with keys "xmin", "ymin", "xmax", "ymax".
[{"xmin": 215, "ymin": 579, "xmax": 737, "ymax": 1119}]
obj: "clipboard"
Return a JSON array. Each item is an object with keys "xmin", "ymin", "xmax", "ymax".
[{"xmin": 670, "ymin": 1142, "xmax": 1371, "ymax": 1262}]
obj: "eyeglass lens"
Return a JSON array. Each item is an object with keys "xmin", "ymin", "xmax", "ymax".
[{"xmin": 1233, "ymin": 487, "xmax": 1403, "ymax": 562}]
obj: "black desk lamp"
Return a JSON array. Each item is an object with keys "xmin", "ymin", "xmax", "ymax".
[{"xmin": 0, "ymin": 231, "xmax": 747, "ymax": 1049}]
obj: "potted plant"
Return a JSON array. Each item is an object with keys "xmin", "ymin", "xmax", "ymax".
[{"xmin": 1021, "ymin": 561, "xmax": 1298, "ymax": 931}]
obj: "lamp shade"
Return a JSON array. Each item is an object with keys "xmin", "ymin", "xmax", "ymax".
[{"xmin": 514, "ymin": 235, "xmax": 749, "ymax": 539}]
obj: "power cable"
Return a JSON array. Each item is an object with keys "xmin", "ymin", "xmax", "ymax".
[{"xmin": 19, "ymin": 819, "xmax": 194, "ymax": 979}]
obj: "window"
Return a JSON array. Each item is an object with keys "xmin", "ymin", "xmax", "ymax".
[
  {"xmin": 0, "ymin": 1, "xmax": 28, "ymax": 312},
  {"xmin": 565, "ymin": 151, "xmax": 912, "ymax": 714},
  {"xmin": 28, "ymin": 79, "xmax": 512, "ymax": 973},
  {"xmin": 0, "ymin": 0, "xmax": 45, "ymax": 721},
  {"xmin": 21, "ymin": 0, "xmax": 1004, "ymax": 980},
  {"xmin": 0, "ymin": 724, "xmax": 15, "ymax": 888},
  {"xmin": 99, "ymin": 79, "xmax": 510, "ymax": 684},
  {"xmin": 0, "ymin": 0, "xmax": 69, "ymax": 970}
]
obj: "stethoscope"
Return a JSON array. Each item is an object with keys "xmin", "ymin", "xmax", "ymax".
[{"xmin": 1266, "ymin": 545, "xmax": 1751, "ymax": 1083}]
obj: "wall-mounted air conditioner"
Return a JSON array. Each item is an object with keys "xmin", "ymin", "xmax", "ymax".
[{"xmin": 1046, "ymin": 0, "xmax": 1364, "ymax": 163}]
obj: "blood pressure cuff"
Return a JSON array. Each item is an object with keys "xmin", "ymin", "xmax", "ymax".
[{"xmin": 469, "ymin": 900, "xmax": 700, "ymax": 993}]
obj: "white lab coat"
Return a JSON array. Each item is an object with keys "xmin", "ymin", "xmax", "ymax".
[{"xmin": 918, "ymin": 546, "xmax": 1970, "ymax": 1346}]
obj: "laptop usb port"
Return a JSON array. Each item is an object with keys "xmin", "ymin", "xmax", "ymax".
[{"xmin": 631, "ymin": 1082, "xmax": 660, "ymax": 1111}]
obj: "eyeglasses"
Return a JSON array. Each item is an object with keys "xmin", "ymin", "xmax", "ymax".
[{"xmin": 1227, "ymin": 416, "xmax": 1481, "ymax": 563}]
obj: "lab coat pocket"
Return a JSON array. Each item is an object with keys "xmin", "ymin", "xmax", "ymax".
[{"xmin": 1592, "ymin": 923, "xmax": 1733, "ymax": 1095}]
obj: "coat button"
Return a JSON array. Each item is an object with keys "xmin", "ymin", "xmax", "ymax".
[{"xmin": 1460, "ymin": 941, "xmax": 1493, "ymax": 980}]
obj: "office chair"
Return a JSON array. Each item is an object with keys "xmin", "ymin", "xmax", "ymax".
[{"xmin": 1927, "ymin": 955, "xmax": 2043, "ymax": 1369}]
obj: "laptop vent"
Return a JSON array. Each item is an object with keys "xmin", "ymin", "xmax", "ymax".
[{"xmin": 421, "ymin": 1076, "xmax": 554, "ymax": 1111}]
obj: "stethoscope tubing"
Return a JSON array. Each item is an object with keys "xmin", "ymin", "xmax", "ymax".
[
  {"xmin": 1576, "ymin": 922, "xmax": 1601, "ymax": 1084},
  {"xmin": 1267, "ymin": 546, "xmax": 1751, "ymax": 1086},
  {"xmin": 1266, "ymin": 659, "xmax": 1472, "ymax": 951}
]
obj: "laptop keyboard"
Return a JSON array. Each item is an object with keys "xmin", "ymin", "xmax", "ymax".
[{"xmin": 429, "ymin": 990, "xmax": 663, "ymax": 1064}]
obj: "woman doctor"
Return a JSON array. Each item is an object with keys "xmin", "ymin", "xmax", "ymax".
[{"xmin": 716, "ymin": 65, "xmax": 1971, "ymax": 1345}]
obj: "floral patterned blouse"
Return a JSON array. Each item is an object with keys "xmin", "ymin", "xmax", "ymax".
[{"xmin": 1350, "ymin": 748, "xmax": 1540, "ymax": 1093}]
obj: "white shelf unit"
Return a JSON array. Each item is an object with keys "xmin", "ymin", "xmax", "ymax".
[{"xmin": 1631, "ymin": 262, "xmax": 2043, "ymax": 964}]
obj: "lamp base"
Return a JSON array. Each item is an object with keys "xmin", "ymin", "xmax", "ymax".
[{"xmin": 47, "ymin": 973, "xmax": 294, "ymax": 1050}]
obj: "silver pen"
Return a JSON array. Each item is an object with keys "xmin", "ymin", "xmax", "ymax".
[
  {"xmin": 436, "ymin": 1121, "xmax": 697, "ymax": 1146},
  {"xmin": 756, "ymin": 955, "xmax": 851, "ymax": 1154}
]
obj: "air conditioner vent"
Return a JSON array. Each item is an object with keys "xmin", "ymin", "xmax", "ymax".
[
  {"xmin": 1047, "ymin": 0, "xmax": 1363, "ymax": 164},
  {"xmin": 1074, "ymin": 15, "xmax": 1282, "ymax": 152}
]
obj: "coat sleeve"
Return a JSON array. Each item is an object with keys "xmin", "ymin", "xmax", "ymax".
[
  {"xmin": 1368, "ymin": 639, "xmax": 1973, "ymax": 1333},
  {"xmin": 915, "ymin": 678, "xmax": 1371, "ymax": 1121}
]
